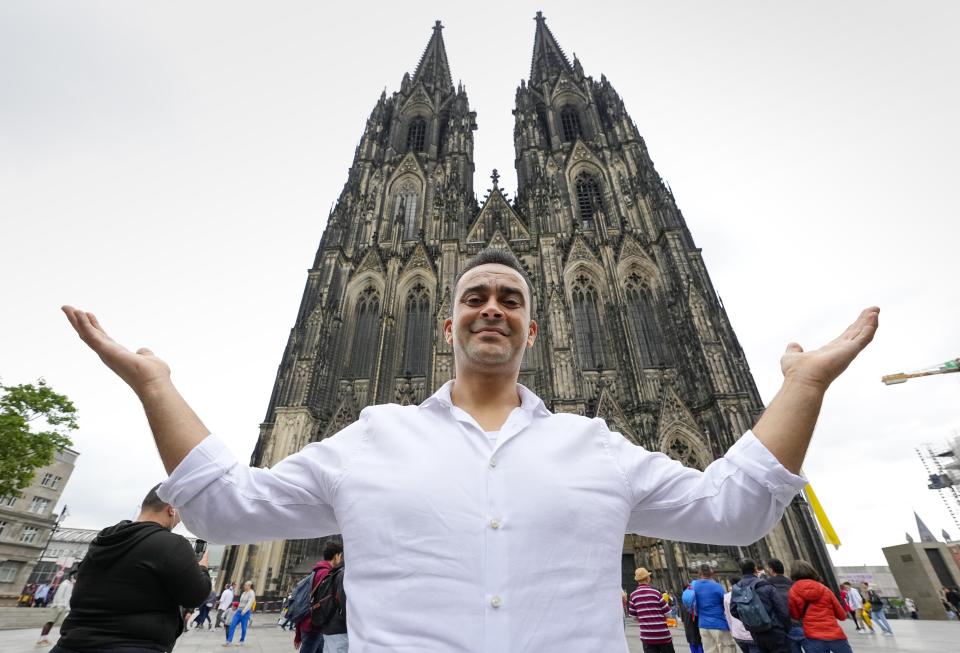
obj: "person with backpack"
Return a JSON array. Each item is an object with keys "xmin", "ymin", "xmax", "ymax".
[
  {"xmin": 293, "ymin": 540, "xmax": 344, "ymax": 653},
  {"xmin": 723, "ymin": 576, "xmax": 756, "ymax": 653},
  {"xmin": 730, "ymin": 559, "xmax": 790, "ymax": 653},
  {"xmin": 787, "ymin": 561, "xmax": 850, "ymax": 653},
  {"xmin": 765, "ymin": 558, "xmax": 804, "ymax": 653},
  {"xmin": 861, "ymin": 583, "xmax": 892, "ymax": 636},
  {"xmin": 680, "ymin": 582, "xmax": 704, "ymax": 653},
  {"xmin": 316, "ymin": 556, "xmax": 347, "ymax": 652}
]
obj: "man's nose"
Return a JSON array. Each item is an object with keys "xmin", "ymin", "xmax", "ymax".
[{"xmin": 480, "ymin": 298, "xmax": 504, "ymax": 319}]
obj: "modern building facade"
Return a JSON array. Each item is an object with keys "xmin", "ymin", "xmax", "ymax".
[
  {"xmin": 883, "ymin": 541, "xmax": 960, "ymax": 620},
  {"xmin": 221, "ymin": 14, "xmax": 834, "ymax": 598},
  {"xmin": 0, "ymin": 447, "xmax": 78, "ymax": 605}
]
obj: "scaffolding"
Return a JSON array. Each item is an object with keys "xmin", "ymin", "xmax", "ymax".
[{"xmin": 915, "ymin": 434, "xmax": 960, "ymax": 534}]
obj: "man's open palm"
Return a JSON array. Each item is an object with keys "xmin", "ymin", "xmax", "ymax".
[
  {"xmin": 62, "ymin": 306, "xmax": 171, "ymax": 395},
  {"xmin": 780, "ymin": 306, "xmax": 880, "ymax": 390}
]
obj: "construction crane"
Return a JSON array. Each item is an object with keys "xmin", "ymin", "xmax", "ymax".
[{"xmin": 882, "ymin": 358, "xmax": 960, "ymax": 385}]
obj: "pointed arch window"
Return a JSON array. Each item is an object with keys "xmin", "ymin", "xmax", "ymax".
[
  {"xmin": 406, "ymin": 117, "xmax": 427, "ymax": 153},
  {"xmin": 575, "ymin": 172, "xmax": 603, "ymax": 229},
  {"xmin": 401, "ymin": 283, "xmax": 432, "ymax": 376},
  {"xmin": 348, "ymin": 287, "xmax": 381, "ymax": 377},
  {"xmin": 665, "ymin": 434, "xmax": 703, "ymax": 470},
  {"xmin": 625, "ymin": 275, "xmax": 670, "ymax": 367},
  {"xmin": 395, "ymin": 181, "xmax": 420, "ymax": 240},
  {"xmin": 571, "ymin": 275, "xmax": 605, "ymax": 369},
  {"xmin": 560, "ymin": 106, "xmax": 582, "ymax": 142}
]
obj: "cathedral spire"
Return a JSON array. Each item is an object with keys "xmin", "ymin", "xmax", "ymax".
[
  {"xmin": 529, "ymin": 11, "xmax": 573, "ymax": 86},
  {"xmin": 412, "ymin": 20, "xmax": 454, "ymax": 94}
]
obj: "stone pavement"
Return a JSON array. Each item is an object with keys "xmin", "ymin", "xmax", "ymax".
[{"xmin": 2, "ymin": 616, "xmax": 958, "ymax": 652}]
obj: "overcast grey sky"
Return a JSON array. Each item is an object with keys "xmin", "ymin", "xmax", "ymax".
[{"xmin": 1, "ymin": 1, "xmax": 958, "ymax": 566}]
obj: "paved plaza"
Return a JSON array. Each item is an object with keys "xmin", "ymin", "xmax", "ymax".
[{"xmin": 2, "ymin": 616, "xmax": 957, "ymax": 652}]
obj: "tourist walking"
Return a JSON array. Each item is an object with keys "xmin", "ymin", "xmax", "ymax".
[
  {"xmin": 903, "ymin": 597, "xmax": 918, "ymax": 619},
  {"xmin": 224, "ymin": 581, "xmax": 256, "ymax": 646},
  {"xmin": 215, "ymin": 582, "xmax": 235, "ymax": 628},
  {"xmin": 944, "ymin": 587, "xmax": 960, "ymax": 617},
  {"xmin": 765, "ymin": 559, "xmax": 804, "ymax": 653},
  {"xmin": 50, "ymin": 484, "xmax": 211, "ymax": 653},
  {"xmin": 839, "ymin": 583, "xmax": 865, "ymax": 633},
  {"xmin": 33, "ymin": 582, "xmax": 51, "ymax": 607},
  {"xmin": 192, "ymin": 589, "xmax": 217, "ymax": 629},
  {"xmin": 691, "ymin": 565, "xmax": 735, "ymax": 653},
  {"xmin": 731, "ymin": 559, "xmax": 790, "ymax": 653},
  {"xmin": 294, "ymin": 540, "xmax": 344, "ymax": 653},
  {"xmin": 680, "ymin": 583, "xmax": 704, "ymax": 653},
  {"xmin": 862, "ymin": 584, "xmax": 892, "ymax": 636},
  {"xmin": 628, "ymin": 567, "xmax": 675, "ymax": 653},
  {"xmin": 723, "ymin": 576, "xmax": 757, "ymax": 653},
  {"xmin": 36, "ymin": 572, "xmax": 75, "ymax": 646},
  {"xmin": 787, "ymin": 561, "xmax": 850, "ymax": 653},
  {"xmin": 63, "ymin": 252, "xmax": 879, "ymax": 651}
]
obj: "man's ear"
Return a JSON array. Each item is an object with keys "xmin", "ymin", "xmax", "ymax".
[
  {"xmin": 443, "ymin": 317, "xmax": 453, "ymax": 344},
  {"xmin": 526, "ymin": 319, "xmax": 538, "ymax": 347}
]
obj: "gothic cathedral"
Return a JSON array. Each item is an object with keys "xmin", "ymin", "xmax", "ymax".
[{"xmin": 220, "ymin": 14, "xmax": 833, "ymax": 597}]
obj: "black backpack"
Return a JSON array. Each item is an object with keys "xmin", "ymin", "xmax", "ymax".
[
  {"xmin": 731, "ymin": 579, "xmax": 773, "ymax": 633},
  {"xmin": 869, "ymin": 591, "xmax": 883, "ymax": 608},
  {"xmin": 309, "ymin": 566, "xmax": 344, "ymax": 628}
]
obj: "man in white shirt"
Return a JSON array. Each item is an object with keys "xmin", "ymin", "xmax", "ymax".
[
  {"xmin": 62, "ymin": 248, "xmax": 879, "ymax": 652},
  {"xmin": 215, "ymin": 582, "xmax": 235, "ymax": 629}
]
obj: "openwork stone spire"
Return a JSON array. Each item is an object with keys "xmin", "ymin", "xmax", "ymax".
[
  {"xmin": 413, "ymin": 20, "xmax": 454, "ymax": 94},
  {"xmin": 529, "ymin": 11, "xmax": 573, "ymax": 86}
]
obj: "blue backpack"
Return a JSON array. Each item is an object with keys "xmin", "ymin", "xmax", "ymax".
[
  {"xmin": 284, "ymin": 571, "xmax": 316, "ymax": 626},
  {"xmin": 731, "ymin": 580, "xmax": 773, "ymax": 632}
]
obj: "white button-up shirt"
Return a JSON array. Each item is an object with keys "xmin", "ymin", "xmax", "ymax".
[{"xmin": 159, "ymin": 381, "xmax": 806, "ymax": 652}]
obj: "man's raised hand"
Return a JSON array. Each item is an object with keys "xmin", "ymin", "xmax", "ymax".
[
  {"xmin": 779, "ymin": 306, "xmax": 880, "ymax": 391},
  {"xmin": 61, "ymin": 306, "xmax": 172, "ymax": 397}
]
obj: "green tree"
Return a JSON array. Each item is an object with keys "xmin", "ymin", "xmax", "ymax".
[{"xmin": 0, "ymin": 379, "xmax": 77, "ymax": 498}]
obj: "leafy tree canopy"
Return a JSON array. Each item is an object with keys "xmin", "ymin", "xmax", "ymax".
[{"xmin": 0, "ymin": 379, "xmax": 77, "ymax": 498}]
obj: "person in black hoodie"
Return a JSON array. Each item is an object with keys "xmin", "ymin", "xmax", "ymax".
[{"xmin": 52, "ymin": 484, "xmax": 211, "ymax": 653}]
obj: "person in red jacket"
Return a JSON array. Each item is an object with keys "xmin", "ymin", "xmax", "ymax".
[{"xmin": 787, "ymin": 561, "xmax": 851, "ymax": 653}]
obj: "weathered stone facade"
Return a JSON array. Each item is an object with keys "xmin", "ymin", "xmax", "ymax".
[{"xmin": 221, "ymin": 14, "xmax": 834, "ymax": 597}]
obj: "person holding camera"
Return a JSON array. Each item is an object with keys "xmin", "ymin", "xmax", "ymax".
[{"xmin": 51, "ymin": 484, "xmax": 211, "ymax": 653}]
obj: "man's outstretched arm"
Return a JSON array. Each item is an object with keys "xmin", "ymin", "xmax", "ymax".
[
  {"xmin": 752, "ymin": 306, "xmax": 879, "ymax": 473},
  {"xmin": 62, "ymin": 306, "xmax": 208, "ymax": 474}
]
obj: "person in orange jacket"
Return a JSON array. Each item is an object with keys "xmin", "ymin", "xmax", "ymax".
[{"xmin": 787, "ymin": 561, "xmax": 850, "ymax": 653}]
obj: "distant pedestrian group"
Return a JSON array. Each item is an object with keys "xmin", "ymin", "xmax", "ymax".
[{"xmin": 628, "ymin": 558, "xmax": 900, "ymax": 653}]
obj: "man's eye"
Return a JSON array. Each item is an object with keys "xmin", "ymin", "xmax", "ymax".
[
  {"xmin": 504, "ymin": 298, "xmax": 521, "ymax": 307},
  {"xmin": 465, "ymin": 297, "xmax": 483, "ymax": 305}
]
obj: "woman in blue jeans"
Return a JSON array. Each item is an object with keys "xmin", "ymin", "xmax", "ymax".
[{"xmin": 224, "ymin": 581, "xmax": 256, "ymax": 647}]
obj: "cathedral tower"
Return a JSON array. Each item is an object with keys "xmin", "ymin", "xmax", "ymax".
[{"xmin": 221, "ymin": 15, "xmax": 834, "ymax": 597}]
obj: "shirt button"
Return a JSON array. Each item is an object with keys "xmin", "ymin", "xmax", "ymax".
[
  {"xmin": 490, "ymin": 596, "xmax": 502, "ymax": 608},
  {"xmin": 489, "ymin": 457, "xmax": 497, "ymax": 468},
  {"xmin": 490, "ymin": 518, "xmax": 501, "ymax": 529}
]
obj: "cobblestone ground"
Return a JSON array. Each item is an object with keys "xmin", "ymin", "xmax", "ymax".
[{"xmin": 2, "ymin": 616, "xmax": 958, "ymax": 652}]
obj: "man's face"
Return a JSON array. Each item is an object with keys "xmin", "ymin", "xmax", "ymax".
[{"xmin": 444, "ymin": 264, "xmax": 537, "ymax": 372}]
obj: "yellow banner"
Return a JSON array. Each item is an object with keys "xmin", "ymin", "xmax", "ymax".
[{"xmin": 805, "ymin": 484, "xmax": 841, "ymax": 548}]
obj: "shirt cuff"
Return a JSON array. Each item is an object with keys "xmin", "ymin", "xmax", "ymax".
[
  {"xmin": 156, "ymin": 434, "xmax": 236, "ymax": 507},
  {"xmin": 725, "ymin": 430, "xmax": 807, "ymax": 505}
]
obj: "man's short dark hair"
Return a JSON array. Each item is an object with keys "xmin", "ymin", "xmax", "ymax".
[
  {"xmin": 790, "ymin": 560, "xmax": 820, "ymax": 582},
  {"xmin": 323, "ymin": 539, "xmax": 344, "ymax": 561},
  {"xmin": 767, "ymin": 558, "xmax": 785, "ymax": 575},
  {"xmin": 141, "ymin": 483, "xmax": 169, "ymax": 511},
  {"xmin": 699, "ymin": 564, "xmax": 714, "ymax": 577},
  {"xmin": 739, "ymin": 558, "xmax": 757, "ymax": 576},
  {"xmin": 452, "ymin": 248, "xmax": 533, "ymax": 308}
]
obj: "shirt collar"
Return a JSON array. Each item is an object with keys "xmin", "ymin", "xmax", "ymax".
[{"xmin": 420, "ymin": 379, "xmax": 551, "ymax": 417}]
